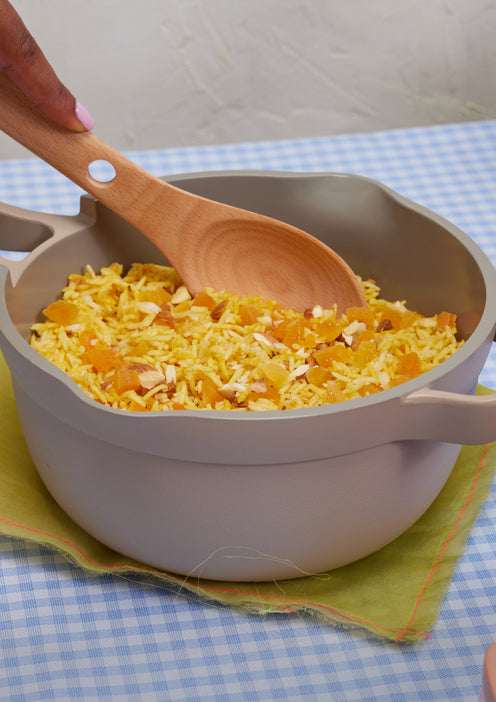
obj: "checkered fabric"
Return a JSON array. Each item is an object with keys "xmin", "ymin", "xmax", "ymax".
[{"xmin": 1, "ymin": 120, "xmax": 496, "ymax": 701}]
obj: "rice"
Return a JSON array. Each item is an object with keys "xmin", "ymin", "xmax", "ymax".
[{"xmin": 30, "ymin": 262, "xmax": 463, "ymax": 412}]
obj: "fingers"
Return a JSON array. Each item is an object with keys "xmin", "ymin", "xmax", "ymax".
[{"xmin": 0, "ymin": 0, "xmax": 93, "ymax": 131}]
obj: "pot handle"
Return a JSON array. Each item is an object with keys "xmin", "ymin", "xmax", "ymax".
[
  {"xmin": 402, "ymin": 386, "xmax": 496, "ymax": 445},
  {"xmin": 0, "ymin": 199, "xmax": 95, "ymax": 285}
]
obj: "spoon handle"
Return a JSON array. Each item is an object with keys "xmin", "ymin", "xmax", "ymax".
[
  {"xmin": 0, "ymin": 71, "xmax": 367, "ymax": 312},
  {"xmin": 0, "ymin": 70, "xmax": 189, "ymax": 261}
]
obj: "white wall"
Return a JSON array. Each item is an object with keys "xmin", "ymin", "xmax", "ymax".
[{"xmin": 1, "ymin": 0, "xmax": 495, "ymax": 159}]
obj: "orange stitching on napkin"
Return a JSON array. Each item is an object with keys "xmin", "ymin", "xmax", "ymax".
[
  {"xmin": 0, "ymin": 516, "xmax": 164, "ymax": 576},
  {"xmin": 0, "ymin": 512, "xmax": 428, "ymax": 639},
  {"xmin": 394, "ymin": 443, "xmax": 488, "ymax": 642},
  {"xmin": 175, "ymin": 581, "xmax": 433, "ymax": 640}
]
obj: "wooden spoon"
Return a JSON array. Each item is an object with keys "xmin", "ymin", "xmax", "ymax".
[{"xmin": 0, "ymin": 71, "xmax": 366, "ymax": 313}]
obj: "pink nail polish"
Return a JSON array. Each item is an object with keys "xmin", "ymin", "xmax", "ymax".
[{"xmin": 75, "ymin": 102, "xmax": 94, "ymax": 131}]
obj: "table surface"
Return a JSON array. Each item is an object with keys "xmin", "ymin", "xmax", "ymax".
[{"xmin": 1, "ymin": 121, "xmax": 496, "ymax": 701}]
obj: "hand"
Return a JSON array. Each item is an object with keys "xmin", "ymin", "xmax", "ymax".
[{"xmin": 0, "ymin": 0, "xmax": 93, "ymax": 131}]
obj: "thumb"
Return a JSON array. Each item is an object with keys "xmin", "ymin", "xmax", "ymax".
[{"xmin": 0, "ymin": 0, "xmax": 94, "ymax": 131}]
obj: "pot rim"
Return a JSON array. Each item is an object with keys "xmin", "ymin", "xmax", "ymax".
[{"xmin": 1, "ymin": 170, "xmax": 496, "ymax": 426}]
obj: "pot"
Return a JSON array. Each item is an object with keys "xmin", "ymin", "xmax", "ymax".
[{"xmin": 1, "ymin": 171, "xmax": 495, "ymax": 582}]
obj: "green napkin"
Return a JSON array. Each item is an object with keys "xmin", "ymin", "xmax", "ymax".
[{"xmin": 0, "ymin": 350, "xmax": 494, "ymax": 643}]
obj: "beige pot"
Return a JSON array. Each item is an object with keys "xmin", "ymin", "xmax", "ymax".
[{"xmin": 0, "ymin": 172, "xmax": 495, "ymax": 581}]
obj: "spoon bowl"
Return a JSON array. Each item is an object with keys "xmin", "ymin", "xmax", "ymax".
[{"xmin": 0, "ymin": 70, "xmax": 365, "ymax": 313}]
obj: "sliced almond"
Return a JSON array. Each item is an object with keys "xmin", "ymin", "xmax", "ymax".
[
  {"xmin": 211, "ymin": 300, "xmax": 227, "ymax": 322},
  {"xmin": 165, "ymin": 364, "xmax": 177, "ymax": 385},
  {"xmin": 343, "ymin": 320, "xmax": 366, "ymax": 337},
  {"xmin": 137, "ymin": 301, "xmax": 161, "ymax": 315},
  {"xmin": 257, "ymin": 314, "xmax": 273, "ymax": 326},
  {"xmin": 378, "ymin": 371, "xmax": 390, "ymax": 388},
  {"xmin": 82, "ymin": 295, "xmax": 102, "ymax": 311},
  {"xmin": 170, "ymin": 285, "xmax": 191, "ymax": 305},
  {"xmin": 290, "ymin": 364, "xmax": 310, "ymax": 379},
  {"xmin": 128, "ymin": 363, "xmax": 155, "ymax": 373},
  {"xmin": 304, "ymin": 304, "xmax": 324, "ymax": 319},
  {"xmin": 250, "ymin": 379, "xmax": 267, "ymax": 394},
  {"xmin": 376, "ymin": 318, "xmax": 393, "ymax": 333},
  {"xmin": 342, "ymin": 321, "xmax": 367, "ymax": 347},
  {"xmin": 153, "ymin": 304, "xmax": 175, "ymax": 328},
  {"xmin": 253, "ymin": 331, "xmax": 285, "ymax": 350},
  {"xmin": 218, "ymin": 382, "xmax": 247, "ymax": 400},
  {"xmin": 138, "ymin": 369, "xmax": 166, "ymax": 390}
]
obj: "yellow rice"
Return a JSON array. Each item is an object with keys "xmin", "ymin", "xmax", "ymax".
[{"xmin": 30, "ymin": 262, "xmax": 463, "ymax": 412}]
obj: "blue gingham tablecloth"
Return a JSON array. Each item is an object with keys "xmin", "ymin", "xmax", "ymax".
[{"xmin": 1, "ymin": 120, "xmax": 496, "ymax": 701}]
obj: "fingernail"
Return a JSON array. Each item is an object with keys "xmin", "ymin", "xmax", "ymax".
[{"xmin": 75, "ymin": 102, "xmax": 94, "ymax": 131}]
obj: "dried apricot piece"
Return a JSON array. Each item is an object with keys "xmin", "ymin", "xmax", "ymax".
[
  {"xmin": 388, "ymin": 374, "xmax": 410, "ymax": 389},
  {"xmin": 86, "ymin": 347, "xmax": 117, "ymax": 373},
  {"xmin": 380, "ymin": 308, "xmax": 402, "ymax": 331},
  {"xmin": 128, "ymin": 340, "xmax": 150, "ymax": 357},
  {"xmin": 306, "ymin": 366, "xmax": 333, "ymax": 386},
  {"xmin": 43, "ymin": 300, "xmax": 79, "ymax": 326},
  {"xmin": 302, "ymin": 331, "xmax": 318, "ymax": 349},
  {"xmin": 260, "ymin": 385, "xmax": 280, "ymax": 402},
  {"xmin": 246, "ymin": 385, "xmax": 280, "ymax": 404},
  {"xmin": 313, "ymin": 319, "xmax": 342, "ymax": 343},
  {"xmin": 192, "ymin": 291, "xmax": 216, "ymax": 310},
  {"xmin": 346, "ymin": 306, "xmax": 375, "ymax": 328},
  {"xmin": 355, "ymin": 339, "xmax": 376, "ymax": 368},
  {"xmin": 313, "ymin": 344, "xmax": 351, "ymax": 367},
  {"xmin": 238, "ymin": 303, "xmax": 260, "ymax": 326},
  {"xmin": 397, "ymin": 352, "xmax": 422, "ymax": 379},
  {"xmin": 355, "ymin": 328, "xmax": 376, "ymax": 346},
  {"xmin": 282, "ymin": 319, "xmax": 307, "ymax": 347},
  {"xmin": 327, "ymin": 381, "xmax": 345, "ymax": 403},
  {"xmin": 401, "ymin": 310, "xmax": 422, "ymax": 328},
  {"xmin": 359, "ymin": 383, "xmax": 382, "ymax": 397},
  {"xmin": 140, "ymin": 287, "xmax": 172, "ymax": 306},
  {"xmin": 201, "ymin": 376, "xmax": 225, "ymax": 407},
  {"xmin": 437, "ymin": 311, "xmax": 457, "ymax": 330},
  {"xmin": 128, "ymin": 400, "xmax": 148, "ymax": 412},
  {"xmin": 271, "ymin": 319, "xmax": 291, "ymax": 341},
  {"xmin": 113, "ymin": 367, "xmax": 141, "ymax": 394},
  {"xmin": 258, "ymin": 362, "xmax": 290, "ymax": 389},
  {"xmin": 80, "ymin": 329, "xmax": 97, "ymax": 350}
]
